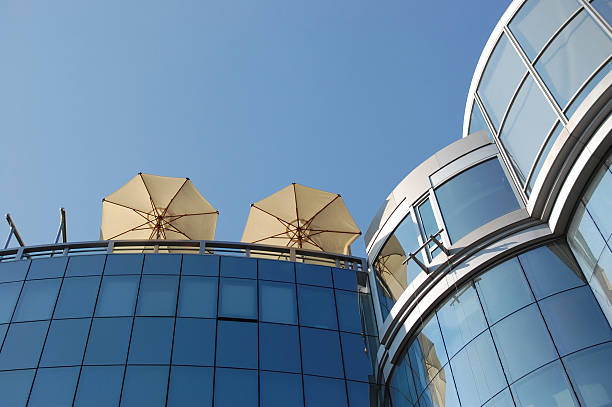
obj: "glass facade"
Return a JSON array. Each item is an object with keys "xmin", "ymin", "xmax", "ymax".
[{"xmin": 0, "ymin": 253, "xmax": 378, "ymax": 407}]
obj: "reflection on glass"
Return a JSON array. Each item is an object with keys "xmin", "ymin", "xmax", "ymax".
[
  {"xmin": 28, "ymin": 367, "xmax": 79, "ymax": 407},
  {"xmin": 336, "ymin": 290, "xmax": 363, "ymax": 333},
  {"xmin": 178, "ymin": 276, "xmax": 217, "ymax": 318},
  {"xmin": 167, "ymin": 366, "xmax": 213, "ymax": 407},
  {"xmin": 74, "ymin": 366, "xmax": 124, "ymax": 407},
  {"xmin": 592, "ymin": 0, "xmax": 612, "ymax": 25},
  {"xmin": 13, "ymin": 278, "xmax": 61, "ymax": 322},
  {"xmin": 567, "ymin": 201, "xmax": 607, "ymax": 278},
  {"xmin": 54, "ymin": 276, "xmax": 100, "ymax": 318},
  {"xmin": 214, "ymin": 368, "xmax": 258, "ymax": 407},
  {"xmin": 218, "ymin": 278, "xmax": 257, "ymax": 319},
  {"xmin": 582, "ymin": 160, "xmax": 612, "ymax": 243},
  {"xmin": 260, "ymin": 371, "xmax": 304, "ymax": 407},
  {"xmin": 511, "ymin": 360, "xmax": 579, "ymax": 407},
  {"xmin": 333, "ymin": 268, "xmax": 358, "ymax": 291},
  {"xmin": 121, "ymin": 366, "xmax": 169, "ymax": 407},
  {"xmin": 341, "ymin": 332, "xmax": 372, "ymax": 382},
  {"xmin": 527, "ymin": 121, "xmax": 563, "ymax": 195},
  {"xmin": 104, "ymin": 254, "xmax": 143, "ymax": 275},
  {"xmin": 303, "ymin": 375, "xmax": 348, "ymax": 407},
  {"xmin": 259, "ymin": 281, "xmax": 297, "ymax": 324},
  {"xmin": 563, "ymin": 341, "xmax": 612, "ymax": 407},
  {"xmin": 181, "ymin": 255, "xmax": 219, "ymax": 276},
  {"xmin": 468, "ymin": 102, "xmax": 493, "ymax": 141},
  {"xmin": 136, "ymin": 275, "xmax": 179, "ymax": 316},
  {"xmin": 296, "ymin": 263, "xmax": 333, "ymax": 287},
  {"xmin": 259, "ymin": 259, "xmax": 295, "ymax": 282},
  {"xmin": 95, "ymin": 275, "xmax": 139, "ymax": 317},
  {"xmin": 143, "ymin": 254, "xmax": 180, "ymax": 274},
  {"xmin": 298, "ymin": 285, "xmax": 338, "ymax": 329},
  {"xmin": 418, "ymin": 364, "xmax": 461, "ymax": 407},
  {"xmin": 482, "ymin": 389, "xmax": 515, "ymax": 407},
  {"xmin": 565, "ymin": 59, "xmax": 612, "ymax": 118},
  {"xmin": 418, "ymin": 199, "xmax": 440, "ymax": 258},
  {"xmin": 220, "ymin": 256, "xmax": 257, "ymax": 279}
]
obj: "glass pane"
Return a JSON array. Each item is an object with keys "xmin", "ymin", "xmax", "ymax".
[
  {"xmin": 260, "ymin": 281, "xmax": 297, "ymax": 324},
  {"xmin": 418, "ymin": 364, "xmax": 461, "ymax": 407},
  {"xmin": 468, "ymin": 102, "xmax": 493, "ymax": 141},
  {"xmin": 592, "ymin": 0, "xmax": 612, "ymax": 25},
  {"xmin": 437, "ymin": 283, "xmax": 487, "ymax": 358},
  {"xmin": 390, "ymin": 354, "xmax": 417, "ymax": 406},
  {"xmin": 539, "ymin": 286, "xmax": 612, "ymax": 355},
  {"xmin": 27, "ymin": 257, "xmax": 67, "ymax": 280},
  {"xmin": 333, "ymin": 268, "xmax": 358, "ymax": 291},
  {"xmin": 167, "ymin": 366, "xmax": 213, "ymax": 407},
  {"xmin": 296, "ymin": 263, "xmax": 333, "ymax": 287},
  {"xmin": 341, "ymin": 332, "xmax": 372, "ymax": 382},
  {"xmin": 54, "ymin": 276, "xmax": 100, "ymax": 319},
  {"xmin": 66, "ymin": 255, "xmax": 105, "ymax": 277},
  {"xmin": 143, "ymin": 253, "xmax": 180, "ymax": 274},
  {"xmin": 408, "ymin": 316, "xmax": 449, "ymax": 395},
  {"xmin": 300, "ymin": 327, "xmax": 344, "ymax": 378},
  {"xmin": 568, "ymin": 201, "xmax": 607, "ymax": 278},
  {"xmin": 451, "ymin": 331, "xmax": 508, "ymax": 407},
  {"xmin": 172, "ymin": 318, "xmax": 215, "ymax": 366},
  {"xmin": 40, "ymin": 318, "xmax": 90, "ymax": 367},
  {"xmin": 28, "ymin": 366, "xmax": 79, "ymax": 407},
  {"xmin": 491, "ymin": 304, "xmax": 557, "ymax": 382},
  {"xmin": 181, "ymin": 254, "xmax": 219, "ymax": 276},
  {"xmin": 0, "ymin": 321, "xmax": 49, "ymax": 370},
  {"xmin": 536, "ymin": 10, "xmax": 612, "ymax": 108},
  {"xmin": 303, "ymin": 375, "xmax": 348, "ymax": 407},
  {"xmin": 121, "ymin": 365, "xmax": 169, "ymax": 407},
  {"xmin": 565, "ymin": 59, "xmax": 612, "ymax": 118},
  {"xmin": 298, "ymin": 285, "xmax": 338, "ymax": 329},
  {"xmin": 216, "ymin": 320, "xmax": 258, "ymax": 369},
  {"xmin": 260, "ymin": 371, "xmax": 304, "ymax": 407},
  {"xmin": 0, "ymin": 281, "xmax": 23, "ymax": 323},
  {"xmin": 74, "ymin": 365, "xmax": 124, "ymax": 407},
  {"xmin": 218, "ymin": 278, "xmax": 257, "ymax": 319},
  {"xmin": 475, "ymin": 257, "xmax": 535, "ymax": 324},
  {"xmin": 583, "ymin": 160, "xmax": 612, "ymax": 242},
  {"xmin": 220, "ymin": 256, "xmax": 257, "ymax": 278},
  {"xmin": 347, "ymin": 381, "xmax": 371, "ymax": 407},
  {"xmin": 435, "ymin": 158, "xmax": 520, "ymax": 243},
  {"xmin": 527, "ymin": 121, "xmax": 563, "ymax": 194},
  {"xmin": 178, "ymin": 276, "xmax": 217, "ymax": 318},
  {"xmin": 0, "ymin": 369, "xmax": 35, "ymax": 407},
  {"xmin": 136, "ymin": 275, "xmax": 179, "ymax": 316},
  {"xmin": 500, "ymin": 74, "xmax": 558, "ymax": 184},
  {"xmin": 214, "ymin": 368, "xmax": 258, "ymax": 407},
  {"xmin": 511, "ymin": 360, "xmax": 579, "ymax": 407},
  {"xmin": 104, "ymin": 254, "xmax": 143, "ymax": 275},
  {"xmin": 519, "ymin": 244, "xmax": 585, "ymax": 299},
  {"xmin": 478, "ymin": 34, "xmax": 527, "ymax": 131},
  {"xmin": 128, "ymin": 317, "xmax": 173, "ymax": 364},
  {"xmin": 84, "ymin": 317, "xmax": 132, "ymax": 365},
  {"xmin": 563, "ymin": 341, "xmax": 612, "ymax": 407},
  {"xmin": 418, "ymin": 199, "xmax": 439, "ymax": 256},
  {"xmin": 482, "ymin": 388, "xmax": 515, "ymax": 407},
  {"xmin": 13, "ymin": 278, "xmax": 61, "ymax": 322},
  {"xmin": 0, "ymin": 260, "xmax": 29, "ymax": 283},
  {"xmin": 590, "ymin": 245, "xmax": 612, "ymax": 325},
  {"xmin": 95, "ymin": 275, "xmax": 139, "ymax": 317},
  {"xmin": 259, "ymin": 259, "xmax": 295, "ymax": 282},
  {"xmin": 336, "ymin": 290, "xmax": 364, "ymax": 333},
  {"xmin": 259, "ymin": 322, "xmax": 301, "ymax": 373},
  {"xmin": 510, "ymin": 0, "xmax": 580, "ymax": 60}
]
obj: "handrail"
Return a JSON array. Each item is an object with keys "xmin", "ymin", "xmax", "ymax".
[{"xmin": 401, "ymin": 229, "xmax": 450, "ymax": 273}]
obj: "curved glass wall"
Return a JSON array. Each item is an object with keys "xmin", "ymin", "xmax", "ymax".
[
  {"xmin": 384, "ymin": 241, "xmax": 612, "ymax": 407},
  {"xmin": 467, "ymin": 0, "xmax": 612, "ymax": 196},
  {"xmin": 0, "ymin": 253, "xmax": 378, "ymax": 407}
]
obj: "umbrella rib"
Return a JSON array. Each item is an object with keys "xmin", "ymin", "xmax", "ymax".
[
  {"xmin": 293, "ymin": 183, "xmax": 300, "ymax": 231},
  {"xmin": 302, "ymin": 195, "xmax": 341, "ymax": 228},
  {"xmin": 248, "ymin": 230, "xmax": 293, "ymax": 244},
  {"xmin": 251, "ymin": 205, "xmax": 292, "ymax": 227},
  {"xmin": 161, "ymin": 178, "xmax": 190, "ymax": 217},
  {"xmin": 307, "ymin": 229, "xmax": 361, "ymax": 235},
  {"xmin": 103, "ymin": 200, "xmax": 152, "ymax": 218},
  {"xmin": 108, "ymin": 219, "xmax": 154, "ymax": 240},
  {"xmin": 139, "ymin": 173, "xmax": 160, "ymax": 217}
]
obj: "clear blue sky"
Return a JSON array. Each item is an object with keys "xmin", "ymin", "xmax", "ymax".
[{"xmin": 0, "ymin": 1, "xmax": 509, "ymax": 256}]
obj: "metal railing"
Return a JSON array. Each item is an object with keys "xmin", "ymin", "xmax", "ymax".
[{"xmin": 402, "ymin": 229, "xmax": 450, "ymax": 273}]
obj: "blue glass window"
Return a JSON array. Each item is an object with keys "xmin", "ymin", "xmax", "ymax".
[
  {"xmin": 592, "ymin": 0, "xmax": 612, "ymax": 25},
  {"xmin": 259, "ymin": 322, "xmax": 301, "ymax": 373},
  {"xmin": 419, "ymin": 364, "xmax": 461, "ymax": 407},
  {"xmin": 84, "ymin": 317, "xmax": 132, "ymax": 365},
  {"xmin": 298, "ymin": 285, "xmax": 338, "ymax": 329},
  {"xmin": 74, "ymin": 366, "xmax": 124, "ymax": 407},
  {"xmin": 300, "ymin": 327, "xmax": 344, "ymax": 378},
  {"xmin": 260, "ymin": 280, "xmax": 297, "ymax": 324},
  {"xmin": 468, "ymin": 102, "xmax": 493, "ymax": 140},
  {"xmin": 121, "ymin": 365, "xmax": 169, "ymax": 407},
  {"xmin": 95, "ymin": 275, "xmax": 139, "ymax": 317},
  {"xmin": 260, "ymin": 371, "xmax": 304, "ymax": 407},
  {"xmin": 303, "ymin": 375, "xmax": 348, "ymax": 407},
  {"xmin": 0, "ymin": 260, "xmax": 29, "ymax": 283},
  {"xmin": 143, "ymin": 253, "xmax": 181, "ymax": 274},
  {"xmin": 333, "ymin": 268, "xmax": 358, "ymax": 291},
  {"xmin": 219, "ymin": 278, "xmax": 257, "ymax": 319},
  {"xmin": 214, "ymin": 368, "xmax": 258, "ymax": 407},
  {"xmin": 0, "ymin": 281, "xmax": 23, "ymax": 323},
  {"xmin": 336, "ymin": 290, "xmax": 363, "ymax": 333},
  {"xmin": 539, "ymin": 286, "xmax": 612, "ymax": 355},
  {"xmin": 27, "ymin": 257, "xmax": 67, "ymax": 280},
  {"xmin": 40, "ymin": 318, "xmax": 90, "ymax": 367},
  {"xmin": 491, "ymin": 303, "xmax": 557, "ymax": 382},
  {"xmin": 475, "ymin": 257, "xmax": 535, "ymax": 324},
  {"xmin": 66, "ymin": 255, "xmax": 105, "ymax": 277},
  {"xmin": 104, "ymin": 254, "xmax": 143, "ymax": 275},
  {"xmin": 511, "ymin": 360, "xmax": 579, "ymax": 406},
  {"xmin": 259, "ymin": 259, "xmax": 295, "ymax": 282},
  {"xmin": 389, "ymin": 355, "xmax": 417, "ymax": 406},
  {"xmin": 172, "ymin": 318, "xmax": 215, "ymax": 366},
  {"xmin": 181, "ymin": 255, "xmax": 219, "ymax": 276},
  {"xmin": 13, "ymin": 278, "xmax": 61, "ymax": 322},
  {"xmin": 417, "ymin": 198, "xmax": 440, "ymax": 257},
  {"xmin": 128, "ymin": 317, "xmax": 173, "ymax": 364},
  {"xmin": 341, "ymin": 332, "xmax": 372, "ymax": 382},
  {"xmin": 0, "ymin": 321, "xmax": 49, "ymax": 370},
  {"xmin": 54, "ymin": 276, "xmax": 100, "ymax": 319},
  {"xmin": 28, "ymin": 367, "xmax": 79, "ymax": 407},
  {"xmin": 482, "ymin": 389, "xmax": 515, "ymax": 407},
  {"xmin": 347, "ymin": 381, "xmax": 371, "ymax": 407},
  {"xmin": 582, "ymin": 160, "xmax": 612, "ymax": 245},
  {"xmin": 435, "ymin": 159, "xmax": 520, "ymax": 243},
  {"xmin": 216, "ymin": 320, "xmax": 258, "ymax": 369},
  {"xmin": 563, "ymin": 341, "xmax": 612, "ymax": 407},
  {"xmin": 136, "ymin": 275, "xmax": 178, "ymax": 316},
  {"xmin": 409, "ymin": 315, "xmax": 448, "ymax": 393},
  {"xmin": 519, "ymin": 244, "xmax": 585, "ymax": 299},
  {"xmin": 0, "ymin": 369, "xmax": 35, "ymax": 407},
  {"xmin": 167, "ymin": 366, "xmax": 213, "ymax": 407},
  {"xmin": 220, "ymin": 256, "xmax": 257, "ymax": 279},
  {"xmin": 296, "ymin": 263, "xmax": 333, "ymax": 287},
  {"xmin": 178, "ymin": 276, "xmax": 217, "ymax": 318}
]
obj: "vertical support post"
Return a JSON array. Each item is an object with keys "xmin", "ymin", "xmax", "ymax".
[
  {"xmin": 4, "ymin": 214, "xmax": 25, "ymax": 248},
  {"xmin": 289, "ymin": 247, "xmax": 296, "ymax": 262},
  {"xmin": 199, "ymin": 241, "xmax": 207, "ymax": 255},
  {"xmin": 107, "ymin": 241, "xmax": 115, "ymax": 254}
]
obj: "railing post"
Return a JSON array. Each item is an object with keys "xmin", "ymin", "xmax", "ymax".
[
  {"xmin": 199, "ymin": 241, "xmax": 207, "ymax": 255},
  {"xmin": 107, "ymin": 241, "xmax": 114, "ymax": 254},
  {"xmin": 290, "ymin": 248, "xmax": 296, "ymax": 262},
  {"xmin": 15, "ymin": 247, "xmax": 24, "ymax": 261}
]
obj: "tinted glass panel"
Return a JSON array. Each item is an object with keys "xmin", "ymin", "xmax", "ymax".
[
  {"xmin": 260, "ymin": 371, "xmax": 304, "ymax": 407},
  {"xmin": 136, "ymin": 275, "xmax": 178, "ymax": 316},
  {"xmin": 419, "ymin": 364, "xmax": 461, "ymax": 407},
  {"xmin": 418, "ymin": 199, "xmax": 439, "ymax": 257},
  {"xmin": 104, "ymin": 254, "xmax": 143, "ymax": 275},
  {"xmin": 128, "ymin": 317, "xmax": 173, "ymax": 364},
  {"xmin": 259, "ymin": 259, "xmax": 295, "ymax": 282},
  {"xmin": 511, "ymin": 360, "xmax": 579, "ymax": 407},
  {"xmin": 121, "ymin": 365, "xmax": 169, "ymax": 407},
  {"xmin": 74, "ymin": 365, "xmax": 124, "ymax": 407},
  {"xmin": 27, "ymin": 257, "xmax": 67, "ymax": 279},
  {"xmin": 214, "ymin": 368, "xmax": 258, "ymax": 407},
  {"xmin": 0, "ymin": 281, "xmax": 22, "ymax": 323},
  {"xmin": 0, "ymin": 260, "xmax": 29, "ymax": 283},
  {"xmin": 298, "ymin": 285, "xmax": 338, "ymax": 329},
  {"xmin": 563, "ymin": 341, "xmax": 612, "ymax": 407},
  {"xmin": 181, "ymin": 254, "xmax": 219, "ymax": 276},
  {"xmin": 178, "ymin": 276, "xmax": 217, "ymax": 318},
  {"xmin": 333, "ymin": 268, "xmax": 358, "ymax": 291},
  {"xmin": 347, "ymin": 381, "xmax": 371, "ymax": 407},
  {"xmin": 143, "ymin": 253, "xmax": 180, "ymax": 274},
  {"xmin": 66, "ymin": 255, "xmax": 105, "ymax": 276},
  {"xmin": 172, "ymin": 318, "xmax": 215, "ymax": 366},
  {"xmin": 95, "ymin": 275, "xmax": 139, "ymax": 317},
  {"xmin": 13, "ymin": 278, "xmax": 61, "ymax": 322},
  {"xmin": 0, "ymin": 321, "xmax": 49, "ymax": 369},
  {"xmin": 468, "ymin": 102, "xmax": 493, "ymax": 140},
  {"xmin": 167, "ymin": 366, "xmax": 214, "ymax": 407},
  {"xmin": 341, "ymin": 332, "xmax": 372, "ymax": 382},
  {"xmin": 482, "ymin": 388, "xmax": 515, "ymax": 407},
  {"xmin": 220, "ymin": 256, "xmax": 257, "ymax": 278},
  {"xmin": 259, "ymin": 322, "xmax": 301, "ymax": 373},
  {"xmin": 218, "ymin": 278, "xmax": 257, "ymax": 319},
  {"xmin": 582, "ymin": 160, "xmax": 612, "ymax": 243},
  {"xmin": 28, "ymin": 366, "xmax": 78, "ymax": 407},
  {"xmin": 54, "ymin": 276, "xmax": 100, "ymax": 318},
  {"xmin": 296, "ymin": 263, "xmax": 333, "ymax": 287},
  {"xmin": 592, "ymin": 0, "xmax": 612, "ymax": 25},
  {"xmin": 436, "ymin": 158, "xmax": 520, "ymax": 243},
  {"xmin": 409, "ymin": 315, "xmax": 448, "ymax": 393},
  {"xmin": 84, "ymin": 317, "xmax": 132, "ymax": 365},
  {"xmin": 260, "ymin": 280, "xmax": 297, "ymax": 324},
  {"xmin": 216, "ymin": 320, "xmax": 258, "ymax": 369},
  {"xmin": 300, "ymin": 327, "xmax": 344, "ymax": 378},
  {"xmin": 303, "ymin": 375, "xmax": 348, "ymax": 407},
  {"xmin": 0, "ymin": 369, "xmax": 35, "ymax": 407},
  {"xmin": 40, "ymin": 318, "xmax": 90, "ymax": 367},
  {"xmin": 390, "ymin": 355, "xmax": 417, "ymax": 406},
  {"xmin": 336, "ymin": 290, "xmax": 364, "ymax": 333}
]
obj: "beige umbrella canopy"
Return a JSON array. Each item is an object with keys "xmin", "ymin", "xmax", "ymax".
[
  {"xmin": 241, "ymin": 183, "xmax": 361, "ymax": 255},
  {"xmin": 417, "ymin": 333, "xmax": 446, "ymax": 406},
  {"xmin": 101, "ymin": 173, "xmax": 218, "ymax": 240}
]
